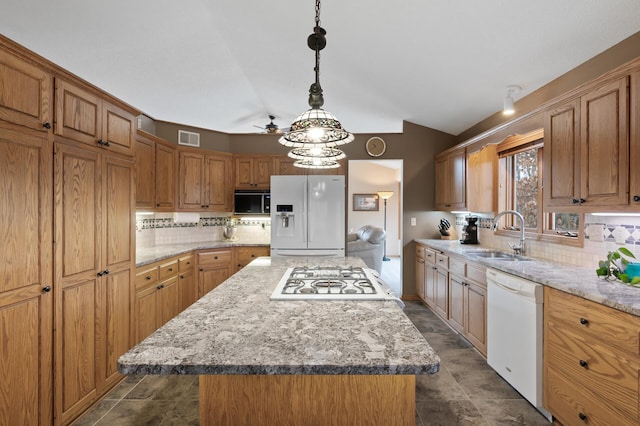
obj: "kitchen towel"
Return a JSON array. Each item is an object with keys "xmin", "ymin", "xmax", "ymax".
[{"xmin": 173, "ymin": 212, "xmax": 200, "ymax": 224}]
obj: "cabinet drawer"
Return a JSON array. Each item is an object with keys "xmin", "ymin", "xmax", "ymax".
[
  {"xmin": 237, "ymin": 246, "xmax": 270, "ymax": 263},
  {"xmin": 416, "ymin": 245, "xmax": 425, "ymax": 260},
  {"xmin": 425, "ymin": 249, "xmax": 436, "ymax": 264},
  {"xmin": 545, "ymin": 288, "xmax": 640, "ymax": 356},
  {"xmin": 179, "ymin": 254, "xmax": 194, "ymax": 272},
  {"xmin": 435, "ymin": 253, "xmax": 449, "ymax": 269},
  {"xmin": 466, "ymin": 262, "xmax": 486, "ymax": 284},
  {"xmin": 198, "ymin": 250, "xmax": 233, "ymax": 267},
  {"xmin": 546, "ymin": 321, "xmax": 639, "ymax": 419},
  {"xmin": 159, "ymin": 259, "xmax": 178, "ymax": 280},
  {"xmin": 449, "ymin": 257, "xmax": 465, "ymax": 277},
  {"xmin": 545, "ymin": 366, "xmax": 637, "ymax": 426},
  {"xmin": 136, "ymin": 265, "xmax": 159, "ymax": 290}
]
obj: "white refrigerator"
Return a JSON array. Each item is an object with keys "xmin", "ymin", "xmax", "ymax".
[{"xmin": 270, "ymin": 175, "xmax": 345, "ymax": 257}]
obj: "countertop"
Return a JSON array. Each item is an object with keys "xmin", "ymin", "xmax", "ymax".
[
  {"xmin": 136, "ymin": 240, "xmax": 270, "ymax": 267},
  {"xmin": 415, "ymin": 239, "xmax": 640, "ymax": 317},
  {"xmin": 118, "ymin": 256, "xmax": 440, "ymax": 376}
]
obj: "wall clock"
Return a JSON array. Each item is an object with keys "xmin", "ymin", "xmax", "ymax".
[{"xmin": 366, "ymin": 137, "xmax": 386, "ymax": 157}]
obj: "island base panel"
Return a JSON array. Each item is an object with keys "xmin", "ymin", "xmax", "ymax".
[{"xmin": 200, "ymin": 374, "xmax": 416, "ymax": 426}]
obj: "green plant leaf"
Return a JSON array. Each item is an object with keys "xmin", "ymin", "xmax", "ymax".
[
  {"xmin": 620, "ymin": 273, "xmax": 630, "ymax": 283},
  {"xmin": 618, "ymin": 247, "xmax": 635, "ymax": 258},
  {"xmin": 631, "ymin": 276, "xmax": 640, "ymax": 285},
  {"xmin": 596, "ymin": 266, "xmax": 609, "ymax": 277}
]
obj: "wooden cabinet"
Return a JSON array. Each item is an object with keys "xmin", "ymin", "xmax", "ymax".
[
  {"xmin": 433, "ymin": 254, "xmax": 449, "ymax": 319},
  {"xmin": 0, "ymin": 122, "xmax": 53, "ymax": 425},
  {"xmin": 544, "ymin": 288, "xmax": 640, "ymax": 425},
  {"xmin": 134, "ymin": 254, "xmax": 195, "ymax": 343},
  {"xmin": 197, "ymin": 249, "xmax": 234, "ymax": 297},
  {"xmin": 420, "ymin": 247, "xmax": 438, "ymax": 309},
  {"xmin": 55, "ymin": 79, "xmax": 136, "ymax": 156},
  {"xmin": 135, "ymin": 131, "xmax": 177, "ymax": 211},
  {"xmin": 178, "ymin": 254, "xmax": 197, "ymax": 312},
  {"xmin": 235, "ymin": 246, "xmax": 270, "ymax": 271},
  {"xmin": 179, "ymin": 149, "xmax": 233, "ymax": 211},
  {"xmin": 544, "ymin": 77, "xmax": 630, "ymax": 209},
  {"xmin": 435, "ymin": 147, "xmax": 466, "ymax": 211},
  {"xmin": 447, "ymin": 257, "xmax": 487, "ymax": 356},
  {"xmin": 53, "ymin": 142, "xmax": 134, "ymax": 424},
  {"xmin": 466, "ymin": 144, "xmax": 498, "ymax": 213},
  {"xmin": 630, "ymin": 70, "xmax": 640, "ymax": 207},
  {"xmin": 415, "ymin": 245, "xmax": 426, "ymax": 301},
  {"xmin": 234, "ymin": 155, "xmax": 272, "ymax": 188},
  {"xmin": 0, "ymin": 48, "xmax": 53, "ymax": 131}
]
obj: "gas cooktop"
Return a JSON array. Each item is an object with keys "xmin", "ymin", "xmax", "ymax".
[{"xmin": 270, "ymin": 266, "xmax": 395, "ymax": 301}]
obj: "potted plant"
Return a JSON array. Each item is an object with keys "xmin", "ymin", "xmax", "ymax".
[{"xmin": 596, "ymin": 247, "xmax": 640, "ymax": 286}]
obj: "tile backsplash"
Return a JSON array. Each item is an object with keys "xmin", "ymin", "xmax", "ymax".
[
  {"xmin": 454, "ymin": 213, "xmax": 640, "ymax": 268},
  {"xmin": 136, "ymin": 212, "xmax": 271, "ymax": 249}
]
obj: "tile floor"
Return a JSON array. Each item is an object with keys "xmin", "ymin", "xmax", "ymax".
[{"xmin": 73, "ymin": 301, "xmax": 550, "ymax": 425}]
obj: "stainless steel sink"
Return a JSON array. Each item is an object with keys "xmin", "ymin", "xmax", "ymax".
[{"xmin": 466, "ymin": 250, "xmax": 532, "ymax": 261}]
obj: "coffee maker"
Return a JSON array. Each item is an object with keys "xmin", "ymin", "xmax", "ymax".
[{"xmin": 460, "ymin": 216, "xmax": 479, "ymax": 244}]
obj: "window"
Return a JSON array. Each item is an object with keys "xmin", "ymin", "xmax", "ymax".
[{"xmin": 497, "ymin": 129, "xmax": 582, "ymax": 245}]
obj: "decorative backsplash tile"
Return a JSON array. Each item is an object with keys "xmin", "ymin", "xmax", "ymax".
[{"xmin": 136, "ymin": 216, "xmax": 270, "ymax": 231}]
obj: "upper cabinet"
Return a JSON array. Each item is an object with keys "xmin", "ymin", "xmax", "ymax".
[
  {"xmin": 179, "ymin": 149, "xmax": 233, "ymax": 211},
  {"xmin": 435, "ymin": 147, "xmax": 466, "ymax": 211},
  {"xmin": 234, "ymin": 155, "xmax": 272, "ymax": 188},
  {"xmin": 544, "ymin": 76, "xmax": 629, "ymax": 209},
  {"xmin": 467, "ymin": 144, "xmax": 498, "ymax": 213},
  {"xmin": 135, "ymin": 130, "xmax": 177, "ymax": 211},
  {"xmin": 0, "ymin": 49, "xmax": 53, "ymax": 131},
  {"xmin": 55, "ymin": 79, "xmax": 135, "ymax": 156}
]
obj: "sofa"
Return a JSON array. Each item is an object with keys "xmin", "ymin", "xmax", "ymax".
[{"xmin": 347, "ymin": 225, "xmax": 386, "ymax": 273}]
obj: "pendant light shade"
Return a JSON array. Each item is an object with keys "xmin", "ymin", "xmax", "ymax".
[
  {"xmin": 279, "ymin": 109, "xmax": 354, "ymax": 148},
  {"xmin": 279, "ymin": 0, "xmax": 353, "ymax": 167}
]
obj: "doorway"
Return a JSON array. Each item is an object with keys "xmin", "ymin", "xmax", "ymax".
[{"xmin": 347, "ymin": 159, "xmax": 403, "ymax": 296}]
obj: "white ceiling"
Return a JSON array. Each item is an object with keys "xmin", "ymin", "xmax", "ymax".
[{"xmin": 2, "ymin": 1, "xmax": 639, "ymax": 136}]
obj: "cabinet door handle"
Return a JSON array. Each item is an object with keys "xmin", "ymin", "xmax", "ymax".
[
  {"xmin": 214, "ymin": 256, "xmax": 218, "ymax": 260},
  {"xmin": 168, "ymin": 268, "xmax": 173, "ymax": 272},
  {"xmin": 43, "ymin": 122, "xmax": 52, "ymax": 129},
  {"xmin": 579, "ymin": 359, "xmax": 588, "ymax": 368},
  {"xmin": 103, "ymin": 269, "xmax": 110, "ymax": 275},
  {"xmin": 97, "ymin": 271, "xmax": 104, "ymax": 277},
  {"xmin": 579, "ymin": 317, "xmax": 588, "ymax": 325},
  {"xmin": 199, "ymin": 268, "xmax": 204, "ymax": 272},
  {"xmin": 572, "ymin": 198, "xmax": 579, "ymax": 204},
  {"xmin": 146, "ymin": 275, "xmax": 152, "ymax": 280},
  {"xmin": 578, "ymin": 412, "xmax": 587, "ymax": 422},
  {"xmin": 633, "ymin": 195, "xmax": 640, "ymax": 202},
  {"xmin": 42, "ymin": 285, "xmax": 52, "ymax": 293},
  {"xmin": 157, "ymin": 284, "xmax": 165, "ymax": 290}
]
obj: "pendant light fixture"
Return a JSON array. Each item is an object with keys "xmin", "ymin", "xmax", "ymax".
[{"xmin": 279, "ymin": 0, "xmax": 353, "ymax": 168}]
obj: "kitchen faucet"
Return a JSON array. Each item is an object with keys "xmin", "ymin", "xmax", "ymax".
[{"xmin": 492, "ymin": 210, "xmax": 526, "ymax": 255}]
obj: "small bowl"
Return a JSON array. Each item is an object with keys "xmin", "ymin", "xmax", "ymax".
[{"xmin": 625, "ymin": 262, "xmax": 640, "ymax": 279}]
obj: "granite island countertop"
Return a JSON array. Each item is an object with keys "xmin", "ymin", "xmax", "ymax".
[
  {"xmin": 415, "ymin": 239, "xmax": 640, "ymax": 317},
  {"xmin": 136, "ymin": 240, "xmax": 270, "ymax": 267},
  {"xmin": 118, "ymin": 256, "xmax": 440, "ymax": 376}
]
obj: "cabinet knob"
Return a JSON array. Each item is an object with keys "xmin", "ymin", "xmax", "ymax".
[
  {"xmin": 156, "ymin": 203, "xmax": 161, "ymax": 207},
  {"xmin": 146, "ymin": 275, "xmax": 152, "ymax": 280},
  {"xmin": 103, "ymin": 269, "xmax": 110, "ymax": 275},
  {"xmin": 168, "ymin": 268, "xmax": 173, "ymax": 272},
  {"xmin": 214, "ymin": 256, "xmax": 218, "ymax": 260},
  {"xmin": 634, "ymin": 195, "xmax": 640, "ymax": 202},
  {"xmin": 578, "ymin": 412, "xmax": 587, "ymax": 422},
  {"xmin": 579, "ymin": 198, "xmax": 585, "ymax": 204},
  {"xmin": 157, "ymin": 284, "xmax": 163, "ymax": 290},
  {"xmin": 97, "ymin": 271, "xmax": 103, "ymax": 277},
  {"xmin": 43, "ymin": 122, "xmax": 51, "ymax": 129},
  {"xmin": 579, "ymin": 359, "xmax": 588, "ymax": 368},
  {"xmin": 42, "ymin": 285, "xmax": 52, "ymax": 293},
  {"xmin": 187, "ymin": 262, "xmax": 191, "ymax": 265},
  {"xmin": 579, "ymin": 317, "xmax": 588, "ymax": 325},
  {"xmin": 572, "ymin": 198, "xmax": 579, "ymax": 204},
  {"xmin": 199, "ymin": 268, "xmax": 204, "ymax": 272}
]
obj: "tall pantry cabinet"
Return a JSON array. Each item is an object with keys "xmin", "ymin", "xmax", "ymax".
[
  {"xmin": 0, "ymin": 46, "xmax": 54, "ymax": 425},
  {"xmin": 53, "ymin": 82, "xmax": 136, "ymax": 424}
]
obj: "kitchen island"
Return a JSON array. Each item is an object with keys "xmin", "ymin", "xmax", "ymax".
[{"xmin": 118, "ymin": 256, "xmax": 439, "ymax": 425}]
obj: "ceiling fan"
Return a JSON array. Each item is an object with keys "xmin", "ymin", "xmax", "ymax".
[{"xmin": 254, "ymin": 115, "xmax": 288, "ymax": 134}]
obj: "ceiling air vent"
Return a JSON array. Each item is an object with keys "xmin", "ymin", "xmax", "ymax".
[{"xmin": 178, "ymin": 130, "xmax": 200, "ymax": 147}]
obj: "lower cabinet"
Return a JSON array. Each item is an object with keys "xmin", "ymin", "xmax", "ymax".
[
  {"xmin": 178, "ymin": 254, "xmax": 197, "ymax": 312},
  {"xmin": 415, "ymin": 244, "xmax": 487, "ymax": 357},
  {"xmin": 197, "ymin": 249, "xmax": 234, "ymax": 297},
  {"xmin": 448, "ymin": 256, "xmax": 487, "ymax": 356},
  {"xmin": 544, "ymin": 287, "xmax": 640, "ymax": 425},
  {"xmin": 236, "ymin": 246, "xmax": 270, "ymax": 271},
  {"xmin": 134, "ymin": 255, "xmax": 192, "ymax": 344}
]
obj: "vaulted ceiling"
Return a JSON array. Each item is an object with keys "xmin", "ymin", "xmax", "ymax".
[{"xmin": 2, "ymin": 1, "xmax": 639, "ymax": 135}]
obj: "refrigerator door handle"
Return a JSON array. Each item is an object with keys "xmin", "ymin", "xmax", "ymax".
[{"xmin": 302, "ymin": 182, "xmax": 308, "ymax": 243}]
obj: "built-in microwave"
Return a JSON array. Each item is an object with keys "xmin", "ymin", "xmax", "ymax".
[{"xmin": 234, "ymin": 190, "xmax": 270, "ymax": 215}]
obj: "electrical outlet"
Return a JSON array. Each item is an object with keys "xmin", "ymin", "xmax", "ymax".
[{"xmin": 410, "ymin": 217, "xmax": 416, "ymax": 226}]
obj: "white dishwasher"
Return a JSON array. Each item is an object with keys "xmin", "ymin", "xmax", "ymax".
[{"xmin": 486, "ymin": 268, "xmax": 551, "ymax": 421}]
